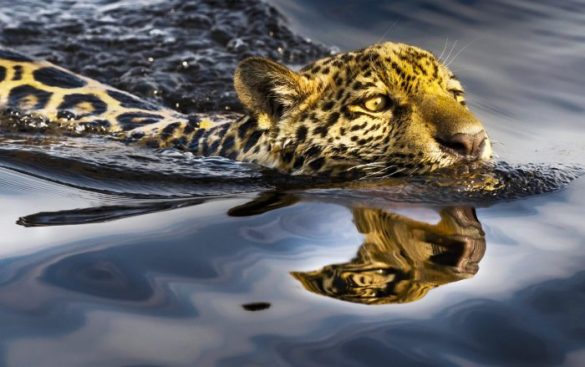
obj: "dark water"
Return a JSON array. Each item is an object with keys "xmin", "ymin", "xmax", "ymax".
[{"xmin": 1, "ymin": 0, "xmax": 585, "ymax": 366}]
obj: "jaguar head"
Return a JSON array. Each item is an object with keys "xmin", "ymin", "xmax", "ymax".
[{"xmin": 234, "ymin": 42, "xmax": 492, "ymax": 177}]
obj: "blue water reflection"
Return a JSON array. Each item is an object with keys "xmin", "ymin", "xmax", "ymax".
[{"xmin": 0, "ymin": 175, "xmax": 584, "ymax": 365}]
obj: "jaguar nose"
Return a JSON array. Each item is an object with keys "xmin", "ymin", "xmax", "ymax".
[{"xmin": 437, "ymin": 130, "xmax": 488, "ymax": 159}]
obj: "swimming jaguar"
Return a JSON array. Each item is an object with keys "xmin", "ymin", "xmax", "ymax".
[{"xmin": 0, "ymin": 42, "xmax": 492, "ymax": 177}]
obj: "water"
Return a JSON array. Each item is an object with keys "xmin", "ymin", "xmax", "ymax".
[{"xmin": 1, "ymin": 0, "xmax": 585, "ymax": 366}]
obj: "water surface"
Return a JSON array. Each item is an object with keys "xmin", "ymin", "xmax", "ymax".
[{"xmin": 0, "ymin": 0, "xmax": 585, "ymax": 366}]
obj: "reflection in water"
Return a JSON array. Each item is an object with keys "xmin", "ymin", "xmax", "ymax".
[
  {"xmin": 15, "ymin": 191, "xmax": 485, "ymax": 307},
  {"xmin": 293, "ymin": 206, "xmax": 485, "ymax": 304},
  {"xmin": 17, "ymin": 198, "xmax": 210, "ymax": 227},
  {"xmin": 2, "ymin": 182, "xmax": 584, "ymax": 366}
]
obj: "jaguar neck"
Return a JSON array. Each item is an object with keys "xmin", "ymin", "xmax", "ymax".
[{"xmin": 136, "ymin": 114, "xmax": 277, "ymax": 169}]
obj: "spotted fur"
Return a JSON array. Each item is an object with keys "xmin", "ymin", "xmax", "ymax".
[{"xmin": 0, "ymin": 42, "xmax": 492, "ymax": 177}]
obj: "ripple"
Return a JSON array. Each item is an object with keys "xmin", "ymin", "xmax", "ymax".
[{"xmin": 0, "ymin": 0, "xmax": 331, "ymax": 114}]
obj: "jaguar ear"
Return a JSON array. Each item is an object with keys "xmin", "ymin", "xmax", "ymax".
[{"xmin": 234, "ymin": 57, "xmax": 311, "ymax": 121}]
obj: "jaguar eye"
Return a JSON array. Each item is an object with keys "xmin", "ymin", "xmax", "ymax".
[
  {"xmin": 363, "ymin": 95, "xmax": 391, "ymax": 112},
  {"xmin": 449, "ymin": 89, "xmax": 464, "ymax": 99}
]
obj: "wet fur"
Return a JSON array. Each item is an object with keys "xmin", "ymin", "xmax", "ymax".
[{"xmin": 0, "ymin": 42, "xmax": 492, "ymax": 177}]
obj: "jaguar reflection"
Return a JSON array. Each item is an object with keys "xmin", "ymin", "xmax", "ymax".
[
  {"xmin": 17, "ymin": 193, "xmax": 486, "ymax": 306},
  {"xmin": 293, "ymin": 206, "xmax": 486, "ymax": 305}
]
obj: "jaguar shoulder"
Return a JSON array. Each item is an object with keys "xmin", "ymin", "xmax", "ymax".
[{"xmin": 0, "ymin": 42, "xmax": 492, "ymax": 177}]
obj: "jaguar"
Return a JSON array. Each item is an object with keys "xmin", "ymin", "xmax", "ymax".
[{"xmin": 0, "ymin": 42, "xmax": 492, "ymax": 177}]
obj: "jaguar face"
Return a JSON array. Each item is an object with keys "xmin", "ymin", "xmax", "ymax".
[{"xmin": 234, "ymin": 42, "xmax": 492, "ymax": 176}]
